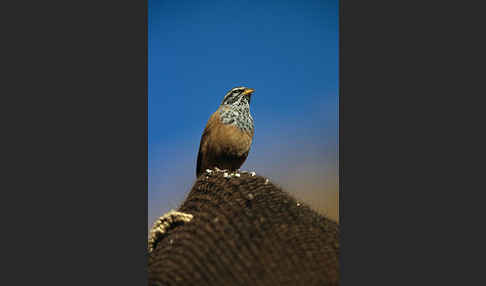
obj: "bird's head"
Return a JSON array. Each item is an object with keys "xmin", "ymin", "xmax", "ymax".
[{"xmin": 221, "ymin": 86, "xmax": 254, "ymax": 107}]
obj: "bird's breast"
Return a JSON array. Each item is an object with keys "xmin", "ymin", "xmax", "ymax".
[
  {"xmin": 218, "ymin": 105, "xmax": 254, "ymax": 134},
  {"xmin": 204, "ymin": 110, "xmax": 253, "ymax": 157}
]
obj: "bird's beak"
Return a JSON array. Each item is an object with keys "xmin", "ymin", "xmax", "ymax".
[{"xmin": 242, "ymin": 88, "xmax": 255, "ymax": 96}]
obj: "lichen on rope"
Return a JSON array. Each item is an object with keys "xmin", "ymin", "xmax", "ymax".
[{"xmin": 148, "ymin": 210, "xmax": 194, "ymax": 253}]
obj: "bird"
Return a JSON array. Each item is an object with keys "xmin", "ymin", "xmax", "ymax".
[{"xmin": 196, "ymin": 86, "xmax": 255, "ymax": 177}]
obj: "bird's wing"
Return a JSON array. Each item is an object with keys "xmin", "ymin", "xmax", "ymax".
[
  {"xmin": 196, "ymin": 112, "xmax": 217, "ymax": 177},
  {"xmin": 196, "ymin": 127, "xmax": 209, "ymax": 177}
]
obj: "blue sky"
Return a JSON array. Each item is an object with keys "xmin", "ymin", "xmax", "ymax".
[{"xmin": 149, "ymin": 0, "xmax": 339, "ymax": 225}]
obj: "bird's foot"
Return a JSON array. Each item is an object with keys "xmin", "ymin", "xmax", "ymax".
[{"xmin": 207, "ymin": 167, "xmax": 258, "ymax": 179}]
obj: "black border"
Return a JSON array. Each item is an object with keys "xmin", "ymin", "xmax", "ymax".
[
  {"xmin": 5, "ymin": 0, "xmax": 148, "ymax": 284},
  {"xmin": 340, "ymin": 0, "xmax": 479, "ymax": 284}
]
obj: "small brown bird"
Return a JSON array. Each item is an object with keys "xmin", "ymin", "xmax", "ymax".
[{"xmin": 196, "ymin": 86, "xmax": 255, "ymax": 177}]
